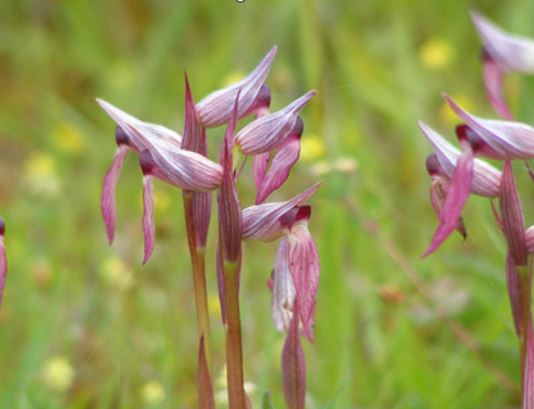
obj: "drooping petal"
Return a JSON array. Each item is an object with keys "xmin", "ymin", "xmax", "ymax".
[
  {"xmin": 282, "ymin": 314, "xmax": 306, "ymax": 409},
  {"xmin": 97, "ymin": 98, "xmax": 182, "ymax": 152},
  {"xmin": 287, "ymin": 217, "xmax": 320, "ymax": 341},
  {"xmin": 471, "ymin": 11, "xmax": 534, "ymax": 73},
  {"xmin": 506, "ymin": 252, "xmax": 523, "ymax": 336},
  {"xmin": 0, "ymin": 219, "xmax": 6, "ymax": 307},
  {"xmin": 236, "ymin": 91, "xmax": 315, "ymax": 155},
  {"xmin": 242, "ymin": 182, "xmax": 321, "ymax": 241},
  {"xmin": 253, "ymin": 152, "xmax": 269, "ymax": 194},
  {"xmin": 101, "ymin": 145, "xmax": 129, "ymax": 244},
  {"xmin": 142, "ymin": 175, "xmax": 155, "ymax": 265},
  {"xmin": 272, "ymin": 237, "xmax": 296, "ymax": 332},
  {"xmin": 196, "ymin": 46, "xmax": 277, "ymax": 127},
  {"xmin": 482, "ymin": 50, "xmax": 513, "ymax": 119},
  {"xmin": 444, "ymin": 95, "xmax": 534, "ymax": 159},
  {"xmin": 255, "ymin": 122, "xmax": 303, "ymax": 204},
  {"xmin": 422, "ymin": 142, "xmax": 474, "ymax": 257},
  {"xmin": 419, "ymin": 121, "xmax": 501, "ymax": 197},
  {"xmin": 500, "ymin": 160, "xmax": 528, "ymax": 266},
  {"xmin": 429, "ymin": 175, "xmax": 467, "ymax": 239},
  {"xmin": 183, "ymin": 74, "xmax": 212, "ymax": 247}
]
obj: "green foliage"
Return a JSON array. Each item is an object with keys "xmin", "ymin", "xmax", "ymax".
[{"xmin": 0, "ymin": 0, "xmax": 529, "ymax": 408}]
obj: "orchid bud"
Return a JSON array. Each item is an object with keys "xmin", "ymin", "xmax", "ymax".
[
  {"xmin": 444, "ymin": 95, "xmax": 534, "ymax": 160},
  {"xmin": 196, "ymin": 46, "xmax": 277, "ymax": 127},
  {"xmin": 0, "ymin": 218, "xmax": 6, "ymax": 306},
  {"xmin": 235, "ymin": 90, "xmax": 316, "ymax": 155}
]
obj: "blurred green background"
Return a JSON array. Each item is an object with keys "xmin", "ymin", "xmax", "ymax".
[{"xmin": 2, "ymin": 0, "xmax": 534, "ymax": 408}]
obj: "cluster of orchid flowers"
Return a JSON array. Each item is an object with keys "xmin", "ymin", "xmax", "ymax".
[
  {"xmin": 98, "ymin": 47, "xmax": 319, "ymax": 409},
  {"xmin": 420, "ymin": 12, "xmax": 534, "ymax": 408}
]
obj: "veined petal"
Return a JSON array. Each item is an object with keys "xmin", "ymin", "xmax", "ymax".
[
  {"xmin": 253, "ymin": 152, "xmax": 270, "ymax": 194},
  {"xmin": 444, "ymin": 95, "xmax": 534, "ymax": 159},
  {"xmin": 422, "ymin": 142, "xmax": 474, "ymax": 257},
  {"xmin": 500, "ymin": 160, "xmax": 528, "ymax": 266},
  {"xmin": 256, "ymin": 133, "xmax": 301, "ymax": 204},
  {"xmin": 282, "ymin": 315, "xmax": 306, "ymax": 409},
  {"xmin": 419, "ymin": 121, "xmax": 501, "ymax": 197},
  {"xmin": 196, "ymin": 46, "xmax": 277, "ymax": 127},
  {"xmin": 471, "ymin": 11, "xmax": 534, "ymax": 73},
  {"xmin": 142, "ymin": 175, "xmax": 155, "ymax": 265},
  {"xmin": 150, "ymin": 148, "xmax": 223, "ymax": 191},
  {"xmin": 236, "ymin": 91, "xmax": 315, "ymax": 155},
  {"xmin": 482, "ymin": 52, "xmax": 513, "ymax": 119},
  {"xmin": 526, "ymin": 225, "xmax": 534, "ymax": 254},
  {"xmin": 97, "ymin": 98, "xmax": 182, "ymax": 151},
  {"xmin": 287, "ymin": 218, "xmax": 319, "ymax": 341},
  {"xmin": 242, "ymin": 182, "xmax": 321, "ymax": 241},
  {"xmin": 101, "ymin": 145, "xmax": 129, "ymax": 244},
  {"xmin": 0, "ymin": 220, "xmax": 6, "ymax": 307},
  {"xmin": 272, "ymin": 237, "xmax": 296, "ymax": 332}
]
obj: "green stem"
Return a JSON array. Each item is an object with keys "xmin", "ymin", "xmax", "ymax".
[
  {"xmin": 223, "ymin": 260, "xmax": 246, "ymax": 409},
  {"xmin": 183, "ymin": 192, "xmax": 211, "ymax": 366},
  {"xmin": 517, "ymin": 258, "xmax": 532, "ymax": 402}
]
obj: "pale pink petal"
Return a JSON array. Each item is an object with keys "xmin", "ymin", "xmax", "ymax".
[
  {"xmin": 444, "ymin": 95, "xmax": 534, "ymax": 159},
  {"xmin": 422, "ymin": 143, "xmax": 474, "ymax": 257},
  {"xmin": 97, "ymin": 98, "xmax": 182, "ymax": 151},
  {"xmin": 242, "ymin": 182, "xmax": 321, "ymax": 241},
  {"xmin": 282, "ymin": 315, "xmax": 306, "ymax": 409},
  {"xmin": 101, "ymin": 145, "xmax": 129, "ymax": 244},
  {"xmin": 196, "ymin": 47, "xmax": 277, "ymax": 127},
  {"xmin": 272, "ymin": 238, "xmax": 296, "ymax": 332},
  {"xmin": 483, "ymin": 54, "xmax": 513, "ymax": 119},
  {"xmin": 256, "ymin": 132, "xmax": 301, "ymax": 204},
  {"xmin": 236, "ymin": 91, "xmax": 314, "ymax": 155},
  {"xmin": 471, "ymin": 11, "xmax": 534, "ymax": 73},
  {"xmin": 142, "ymin": 175, "xmax": 155, "ymax": 264}
]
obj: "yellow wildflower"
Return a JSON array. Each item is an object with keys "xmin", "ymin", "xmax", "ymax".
[
  {"xmin": 25, "ymin": 152, "xmax": 61, "ymax": 196},
  {"xmin": 42, "ymin": 356, "xmax": 74, "ymax": 392},
  {"xmin": 141, "ymin": 380, "xmax": 165, "ymax": 405},
  {"xmin": 52, "ymin": 122, "xmax": 85, "ymax": 154},
  {"xmin": 419, "ymin": 38, "xmax": 455, "ymax": 69},
  {"xmin": 300, "ymin": 135, "xmax": 325, "ymax": 162},
  {"xmin": 100, "ymin": 256, "xmax": 135, "ymax": 292}
]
